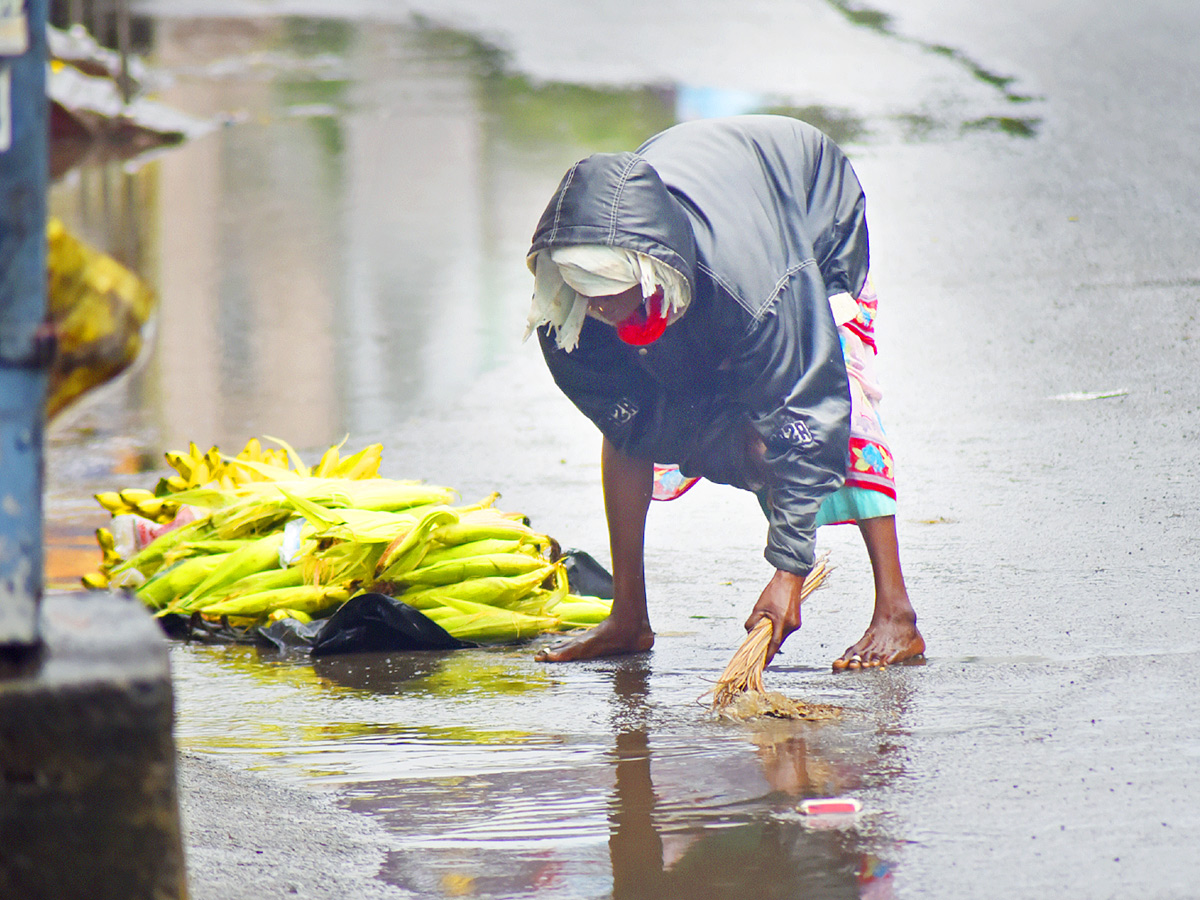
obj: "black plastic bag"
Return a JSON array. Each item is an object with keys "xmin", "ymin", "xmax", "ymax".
[
  {"xmin": 559, "ymin": 548, "xmax": 614, "ymax": 599},
  {"xmin": 256, "ymin": 593, "xmax": 474, "ymax": 655},
  {"xmin": 309, "ymin": 592, "xmax": 475, "ymax": 656},
  {"xmin": 249, "ymin": 552, "xmax": 614, "ymax": 656}
]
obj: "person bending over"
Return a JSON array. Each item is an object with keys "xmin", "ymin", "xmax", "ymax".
[{"xmin": 524, "ymin": 115, "xmax": 924, "ymax": 671}]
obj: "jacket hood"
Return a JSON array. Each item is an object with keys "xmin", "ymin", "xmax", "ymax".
[{"xmin": 527, "ymin": 152, "xmax": 697, "ymax": 294}]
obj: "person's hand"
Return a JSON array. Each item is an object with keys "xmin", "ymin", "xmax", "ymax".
[{"xmin": 745, "ymin": 569, "xmax": 807, "ymax": 662}]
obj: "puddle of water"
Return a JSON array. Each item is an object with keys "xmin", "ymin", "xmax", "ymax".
[{"xmin": 171, "ymin": 643, "xmax": 901, "ymax": 899}]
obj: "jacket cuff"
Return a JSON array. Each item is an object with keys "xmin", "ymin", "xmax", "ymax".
[{"xmin": 763, "ymin": 535, "xmax": 815, "ymax": 578}]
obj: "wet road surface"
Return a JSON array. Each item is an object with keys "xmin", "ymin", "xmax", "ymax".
[{"xmin": 45, "ymin": 1, "xmax": 1200, "ymax": 897}]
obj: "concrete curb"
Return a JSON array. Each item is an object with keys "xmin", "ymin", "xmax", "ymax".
[{"xmin": 0, "ymin": 592, "xmax": 185, "ymax": 899}]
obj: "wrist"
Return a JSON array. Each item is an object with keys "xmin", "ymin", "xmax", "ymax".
[
  {"xmin": 772, "ymin": 568, "xmax": 807, "ymax": 584},
  {"xmin": 771, "ymin": 568, "xmax": 807, "ymax": 597}
]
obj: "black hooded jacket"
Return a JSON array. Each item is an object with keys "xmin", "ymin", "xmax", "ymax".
[{"xmin": 528, "ymin": 115, "xmax": 870, "ymax": 575}]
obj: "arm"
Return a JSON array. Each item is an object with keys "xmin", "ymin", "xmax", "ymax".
[
  {"xmin": 601, "ymin": 436, "xmax": 654, "ymax": 634},
  {"xmin": 534, "ymin": 436, "xmax": 655, "ymax": 661},
  {"xmin": 533, "ymin": 322, "xmax": 665, "ymax": 661},
  {"xmin": 727, "ymin": 267, "xmax": 850, "ymax": 659},
  {"xmin": 730, "ymin": 264, "xmax": 851, "ymax": 576}
]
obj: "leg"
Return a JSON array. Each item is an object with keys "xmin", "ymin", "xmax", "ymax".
[
  {"xmin": 535, "ymin": 437, "xmax": 656, "ymax": 662},
  {"xmin": 832, "ymin": 515, "xmax": 925, "ymax": 670}
]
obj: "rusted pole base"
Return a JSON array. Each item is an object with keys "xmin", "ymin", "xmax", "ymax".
[{"xmin": 0, "ymin": 591, "xmax": 186, "ymax": 899}]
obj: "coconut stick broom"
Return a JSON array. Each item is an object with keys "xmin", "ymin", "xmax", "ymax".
[{"xmin": 707, "ymin": 552, "xmax": 832, "ymax": 712}]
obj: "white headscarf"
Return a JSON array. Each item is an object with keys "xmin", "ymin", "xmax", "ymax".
[{"xmin": 524, "ymin": 245, "xmax": 691, "ymax": 352}]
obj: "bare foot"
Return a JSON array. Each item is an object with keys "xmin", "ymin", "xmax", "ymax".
[
  {"xmin": 534, "ymin": 617, "xmax": 655, "ymax": 662},
  {"xmin": 832, "ymin": 613, "xmax": 925, "ymax": 671}
]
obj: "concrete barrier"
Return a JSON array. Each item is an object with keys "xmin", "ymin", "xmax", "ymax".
[{"xmin": 0, "ymin": 591, "xmax": 186, "ymax": 899}]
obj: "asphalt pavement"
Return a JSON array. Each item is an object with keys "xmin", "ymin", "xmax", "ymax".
[{"xmin": 178, "ymin": 752, "xmax": 408, "ymax": 900}]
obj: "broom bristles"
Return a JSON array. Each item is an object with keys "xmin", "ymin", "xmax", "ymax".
[{"xmin": 707, "ymin": 552, "xmax": 832, "ymax": 711}]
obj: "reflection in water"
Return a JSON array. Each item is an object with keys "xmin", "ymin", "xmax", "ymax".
[
  {"xmin": 169, "ymin": 627, "xmax": 911, "ymax": 898},
  {"xmin": 311, "ymin": 650, "xmax": 459, "ymax": 694},
  {"xmin": 605, "ymin": 661, "xmax": 885, "ymax": 900},
  {"xmin": 173, "ymin": 644, "xmax": 550, "ymax": 769},
  {"xmin": 312, "ymin": 648, "xmax": 554, "ymax": 699},
  {"xmin": 608, "ymin": 664, "xmax": 664, "ymax": 900}
]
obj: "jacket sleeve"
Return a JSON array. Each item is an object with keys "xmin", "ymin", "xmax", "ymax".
[{"xmin": 726, "ymin": 263, "xmax": 851, "ymax": 575}]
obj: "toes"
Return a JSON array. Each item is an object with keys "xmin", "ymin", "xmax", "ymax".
[
  {"xmin": 834, "ymin": 651, "xmax": 891, "ymax": 672},
  {"xmin": 834, "ymin": 636, "xmax": 926, "ymax": 671},
  {"xmin": 833, "ymin": 649, "xmax": 862, "ymax": 671}
]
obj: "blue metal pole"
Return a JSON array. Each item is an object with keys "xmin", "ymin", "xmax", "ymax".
[{"xmin": 0, "ymin": 0, "xmax": 49, "ymax": 654}]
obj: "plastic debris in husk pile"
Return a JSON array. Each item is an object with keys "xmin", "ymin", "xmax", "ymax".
[{"xmin": 83, "ymin": 437, "xmax": 612, "ymax": 649}]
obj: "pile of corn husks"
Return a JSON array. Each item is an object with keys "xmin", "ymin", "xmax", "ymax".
[{"xmin": 84, "ymin": 437, "xmax": 611, "ymax": 644}]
